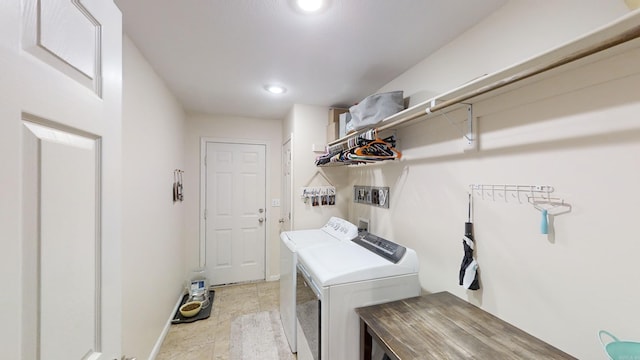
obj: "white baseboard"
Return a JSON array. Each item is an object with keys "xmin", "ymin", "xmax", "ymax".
[
  {"xmin": 267, "ymin": 274, "xmax": 280, "ymax": 282},
  {"xmin": 148, "ymin": 289, "xmax": 185, "ymax": 360}
]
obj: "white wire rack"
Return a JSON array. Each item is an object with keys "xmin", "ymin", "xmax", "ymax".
[{"xmin": 469, "ymin": 184, "xmax": 555, "ymax": 204}]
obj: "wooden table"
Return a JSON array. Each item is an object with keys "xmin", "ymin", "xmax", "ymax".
[{"xmin": 356, "ymin": 292, "xmax": 576, "ymax": 360}]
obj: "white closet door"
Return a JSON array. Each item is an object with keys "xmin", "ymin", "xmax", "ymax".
[{"xmin": 1, "ymin": 0, "xmax": 123, "ymax": 359}]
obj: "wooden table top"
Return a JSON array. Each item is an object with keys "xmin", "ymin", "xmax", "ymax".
[{"xmin": 356, "ymin": 291, "xmax": 576, "ymax": 359}]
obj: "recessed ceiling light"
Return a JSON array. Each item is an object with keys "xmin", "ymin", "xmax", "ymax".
[
  {"xmin": 296, "ymin": 0, "xmax": 323, "ymax": 12},
  {"xmin": 264, "ymin": 84, "xmax": 287, "ymax": 94}
]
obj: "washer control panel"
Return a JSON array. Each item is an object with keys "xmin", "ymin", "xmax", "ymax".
[{"xmin": 322, "ymin": 217, "xmax": 359, "ymax": 241}]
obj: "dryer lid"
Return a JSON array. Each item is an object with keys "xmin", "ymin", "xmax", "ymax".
[{"xmin": 297, "ymin": 240, "xmax": 418, "ymax": 287}]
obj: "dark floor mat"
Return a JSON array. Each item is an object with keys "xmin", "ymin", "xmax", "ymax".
[{"xmin": 171, "ymin": 290, "xmax": 215, "ymax": 324}]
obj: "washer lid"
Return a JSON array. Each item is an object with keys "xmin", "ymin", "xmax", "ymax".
[
  {"xmin": 297, "ymin": 241, "xmax": 418, "ymax": 287},
  {"xmin": 280, "ymin": 217, "xmax": 357, "ymax": 251}
]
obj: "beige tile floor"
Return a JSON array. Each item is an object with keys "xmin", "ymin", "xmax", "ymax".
[{"xmin": 156, "ymin": 280, "xmax": 283, "ymax": 360}]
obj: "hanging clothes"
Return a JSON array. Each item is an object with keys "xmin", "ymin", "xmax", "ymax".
[
  {"xmin": 348, "ymin": 136, "xmax": 401, "ymax": 161},
  {"xmin": 316, "ymin": 134, "xmax": 401, "ymax": 166}
]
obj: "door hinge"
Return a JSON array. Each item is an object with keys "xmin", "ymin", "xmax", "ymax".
[
  {"xmin": 204, "ymin": 209, "xmax": 207, "ymax": 220},
  {"xmin": 204, "ymin": 155, "xmax": 207, "ymax": 166}
]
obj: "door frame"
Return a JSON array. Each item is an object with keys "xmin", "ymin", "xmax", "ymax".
[
  {"xmin": 199, "ymin": 137, "xmax": 271, "ymax": 279},
  {"xmin": 282, "ymin": 134, "xmax": 294, "ymax": 232}
]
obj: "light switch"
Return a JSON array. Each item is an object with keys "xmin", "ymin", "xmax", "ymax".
[{"xmin": 271, "ymin": 198, "xmax": 281, "ymax": 207}]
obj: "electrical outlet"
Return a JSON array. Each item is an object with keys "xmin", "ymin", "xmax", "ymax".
[
  {"xmin": 271, "ymin": 198, "xmax": 280, "ymax": 207},
  {"xmin": 358, "ymin": 218, "xmax": 369, "ymax": 233}
]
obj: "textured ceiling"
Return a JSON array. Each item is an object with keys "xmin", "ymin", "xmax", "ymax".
[{"xmin": 115, "ymin": 0, "xmax": 507, "ymax": 119}]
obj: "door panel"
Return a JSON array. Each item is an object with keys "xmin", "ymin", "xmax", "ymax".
[
  {"xmin": 39, "ymin": 0, "xmax": 98, "ymax": 77},
  {"xmin": 22, "ymin": 0, "xmax": 102, "ymax": 93},
  {"xmin": 22, "ymin": 121, "xmax": 102, "ymax": 360},
  {"xmin": 205, "ymin": 142, "xmax": 266, "ymax": 285},
  {"xmin": 214, "ymin": 230, "xmax": 232, "ymax": 267}
]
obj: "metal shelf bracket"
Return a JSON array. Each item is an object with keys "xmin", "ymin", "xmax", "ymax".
[{"xmin": 463, "ymin": 103, "xmax": 477, "ymax": 152}]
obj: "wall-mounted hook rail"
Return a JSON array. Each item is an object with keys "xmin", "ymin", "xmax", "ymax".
[
  {"xmin": 469, "ymin": 184, "xmax": 570, "ymax": 235},
  {"xmin": 469, "ymin": 184, "xmax": 554, "ymax": 204}
]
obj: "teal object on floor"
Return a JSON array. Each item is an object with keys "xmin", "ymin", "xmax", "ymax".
[{"xmin": 599, "ymin": 330, "xmax": 640, "ymax": 360}]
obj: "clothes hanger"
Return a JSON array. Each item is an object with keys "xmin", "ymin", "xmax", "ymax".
[{"xmin": 349, "ymin": 136, "xmax": 401, "ymax": 160}]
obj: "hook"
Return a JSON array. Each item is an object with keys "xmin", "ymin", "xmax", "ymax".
[{"xmin": 528, "ymin": 195, "xmax": 571, "ymax": 234}]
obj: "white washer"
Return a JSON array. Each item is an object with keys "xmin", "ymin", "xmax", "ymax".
[
  {"xmin": 295, "ymin": 232, "xmax": 420, "ymax": 360},
  {"xmin": 279, "ymin": 217, "xmax": 358, "ymax": 353}
]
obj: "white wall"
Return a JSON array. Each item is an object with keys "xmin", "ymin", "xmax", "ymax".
[
  {"xmin": 288, "ymin": 104, "xmax": 349, "ymax": 230},
  {"xmin": 381, "ymin": 0, "xmax": 629, "ymax": 97},
  {"xmin": 184, "ymin": 113, "xmax": 283, "ymax": 281},
  {"xmin": 349, "ymin": 2, "xmax": 637, "ymax": 359},
  {"xmin": 121, "ymin": 36, "xmax": 186, "ymax": 359}
]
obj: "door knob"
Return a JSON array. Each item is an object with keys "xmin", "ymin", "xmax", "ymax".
[
  {"xmin": 258, "ymin": 217, "xmax": 264, "ymax": 223},
  {"xmin": 278, "ymin": 218, "xmax": 285, "ymax": 223}
]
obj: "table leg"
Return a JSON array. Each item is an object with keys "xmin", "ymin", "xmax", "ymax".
[{"xmin": 360, "ymin": 318, "xmax": 372, "ymax": 360}]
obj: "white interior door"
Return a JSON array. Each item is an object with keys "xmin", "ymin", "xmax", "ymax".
[
  {"xmin": 0, "ymin": 0, "xmax": 123, "ymax": 359},
  {"xmin": 281, "ymin": 138, "xmax": 293, "ymax": 232},
  {"xmin": 205, "ymin": 142, "xmax": 267, "ymax": 285}
]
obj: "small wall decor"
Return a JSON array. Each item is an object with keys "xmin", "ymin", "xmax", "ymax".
[
  {"xmin": 354, "ymin": 185, "xmax": 390, "ymax": 208},
  {"xmin": 301, "ymin": 186, "xmax": 336, "ymax": 206},
  {"xmin": 302, "ymin": 170, "xmax": 336, "ymax": 206},
  {"xmin": 173, "ymin": 169, "xmax": 184, "ymax": 202}
]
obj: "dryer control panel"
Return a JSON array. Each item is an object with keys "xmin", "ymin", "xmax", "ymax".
[{"xmin": 352, "ymin": 232, "xmax": 406, "ymax": 263}]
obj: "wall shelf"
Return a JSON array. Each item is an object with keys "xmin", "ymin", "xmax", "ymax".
[{"xmin": 321, "ymin": 11, "xmax": 640, "ymax": 162}]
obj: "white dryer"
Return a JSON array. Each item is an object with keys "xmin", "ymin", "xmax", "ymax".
[
  {"xmin": 295, "ymin": 232, "xmax": 420, "ymax": 360},
  {"xmin": 279, "ymin": 217, "xmax": 358, "ymax": 353}
]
